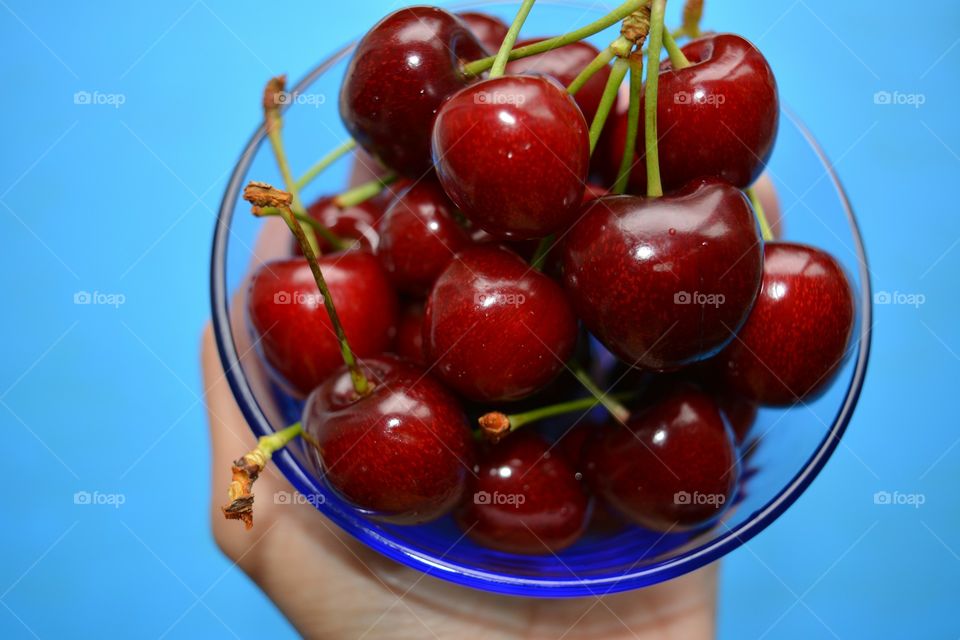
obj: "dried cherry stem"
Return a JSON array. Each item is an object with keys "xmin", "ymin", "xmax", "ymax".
[
  {"xmin": 614, "ymin": 53, "xmax": 645, "ymax": 194},
  {"xmin": 478, "ymin": 393, "xmax": 635, "ymax": 442},
  {"xmin": 333, "ymin": 173, "xmax": 398, "ymax": 208},
  {"xmin": 746, "ymin": 187, "xmax": 774, "ymax": 241},
  {"xmin": 490, "ymin": 0, "xmax": 537, "ymax": 78},
  {"xmin": 643, "ymin": 0, "xmax": 667, "ymax": 197},
  {"xmin": 571, "ymin": 364, "xmax": 631, "ymax": 424},
  {"xmin": 295, "ymin": 139, "xmax": 357, "ymax": 191},
  {"xmin": 244, "ymin": 182, "xmax": 371, "ymax": 396},
  {"xmin": 222, "ymin": 423, "xmax": 304, "ymax": 529},
  {"xmin": 462, "ymin": 0, "xmax": 648, "ymax": 76}
]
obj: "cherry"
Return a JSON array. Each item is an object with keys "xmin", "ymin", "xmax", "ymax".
[
  {"xmin": 457, "ymin": 11, "xmax": 508, "ymax": 53},
  {"xmin": 588, "ymin": 386, "xmax": 739, "ymax": 531},
  {"xmin": 557, "ymin": 422, "xmax": 625, "ymax": 532},
  {"xmin": 718, "ymin": 242, "xmax": 855, "ymax": 405},
  {"xmin": 562, "ymin": 178, "xmax": 763, "ymax": 370},
  {"xmin": 294, "ymin": 196, "xmax": 382, "ymax": 254},
  {"xmin": 424, "ymin": 245, "xmax": 578, "ymax": 402},
  {"xmin": 376, "ymin": 178, "xmax": 472, "ymax": 296},
  {"xmin": 246, "ymin": 253, "xmax": 398, "ymax": 398},
  {"xmin": 456, "ymin": 432, "xmax": 589, "ymax": 554},
  {"xmin": 340, "ymin": 7, "xmax": 487, "ymax": 176},
  {"xmin": 393, "ymin": 304, "xmax": 427, "ymax": 367},
  {"xmin": 608, "ymin": 33, "xmax": 779, "ymax": 193},
  {"xmin": 506, "ymin": 39, "xmax": 612, "ymax": 124},
  {"xmin": 304, "ymin": 357, "xmax": 475, "ymax": 524},
  {"xmin": 432, "ymin": 75, "xmax": 590, "ymax": 240}
]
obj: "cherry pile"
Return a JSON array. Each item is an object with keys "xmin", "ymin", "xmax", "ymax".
[{"xmin": 224, "ymin": 1, "xmax": 856, "ymax": 557}]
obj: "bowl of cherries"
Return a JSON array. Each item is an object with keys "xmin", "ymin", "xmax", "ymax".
[{"xmin": 211, "ymin": 0, "xmax": 871, "ymax": 597}]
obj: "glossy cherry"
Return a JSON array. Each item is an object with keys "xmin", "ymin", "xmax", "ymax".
[
  {"xmin": 340, "ymin": 7, "xmax": 486, "ymax": 176},
  {"xmin": 376, "ymin": 178, "xmax": 472, "ymax": 296},
  {"xmin": 432, "ymin": 75, "xmax": 590, "ymax": 240},
  {"xmin": 246, "ymin": 253, "xmax": 398, "ymax": 398},
  {"xmin": 424, "ymin": 245, "xmax": 578, "ymax": 402},
  {"xmin": 456, "ymin": 432, "xmax": 589, "ymax": 554},
  {"xmin": 607, "ymin": 33, "xmax": 779, "ymax": 193},
  {"xmin": 506, "ymin": 39, "xmax": 612, "ymax": 124},
  {"xmin": 589, "ymin": 386, "xmax": 739, "ymax": 531},
  {"xmin": 304, "ymin": 357, "xmax": 475, "ymax": 524},
  {"xmin": 393, "ymin": 304, "xmax": 427, "ymax": 367},
  {"xmin": 562, "ymin": 179, "xmax": 763, "ymax": 370},
  {"xmin": 295, "ymin": 196, "xmax": 382, "ymax": 254},
  {"xmin": 457, "ymin": 11, "xmax": 508, "ymax": 53},
  {"xmin": 718, "ymin": 242, "xmax": 855, "ymax": 406}
]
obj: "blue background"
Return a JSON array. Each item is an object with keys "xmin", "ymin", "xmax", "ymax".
[{"xmin": 1, "ymin": 1, "xmax": 957, "ymax": 638}]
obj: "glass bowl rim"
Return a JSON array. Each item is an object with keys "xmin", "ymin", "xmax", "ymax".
[{"xmin": 209, "ymin": 10, "xmax": 873, "ymax": 597}]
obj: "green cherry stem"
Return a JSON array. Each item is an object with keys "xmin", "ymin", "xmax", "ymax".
[
  {"xmin": 589, "ymin": 57, "xmax": 630, "ymax": 154},
  {"xmin": 478, "ymin": 392, "xmax": 635, "ymax": 442},
  {"xmin": 257, "ymin": 207, "xmax": 350, "ymax": 251},
  {"xmin": 567, "ymin": 36, "xmax": 629, "ymax": 96},
  {"xmin": 662, "ymin": 27, "xmax": 691, "ymax": 69},
  {"xmin": 530, "ymin": 235, "xmax": 554, "ymax": 270},
  {"xmin": 334, "ymin": 173, "xmax": 399, "ymax": 208},
  {"xmin": 614, "ymin": 54, "xmax": 644, "ymax": 194},
  {"xmin": 489, "ymin": 0, "xmax": 537, "ymax": 78},
  {"xmin": 295, "ymin": 139, "xmax": 357, "ymax": 191},
  {"xmin": 463, "ymin": 0, "xmax": 647, "ymax": 76},
  {"xmin": 244, "ymin": 182, "xmax": 371, "ymax": 397},
  {"xmin": 643, "ymin": 0, "xmax": 667, "ymax": 198},
  {"xmin": 571, "ymin": 364, "xmax": 631, "ymax": 424},
  {"xmin": 746, "ymin": 187, "xmax": 774, "ymax": 241}
]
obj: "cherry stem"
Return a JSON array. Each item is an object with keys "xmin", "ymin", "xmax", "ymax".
[
  {"xmin": 589, "ymin": 57, "xmax": 630, "ymax": 154},
  {"xmin": 614, "ymin": 54, "xmax": 644, "ymax": 194},
  {"xmin": 262, "ymin": 76, "xmax": 321, "ymax": 255},
  {"xmin": 489, "ymin": 0, "xmax": 537, "ymax": 78},
  {"xmin": 255, "ymin": 207, "xmax": 350, "ymax": 251},
  {"xmin": 567, "ymin": 36, "xmax": 626, "ymax": 96},
  {"xmin": 478, "ymin": 392, "xmax": 635, "ymax": 442},
  {"xmin": 243, "ymin": 182, "xmax": 371, "ymax": 396},
  {"xmin": 295, "ymin": 139, "xmax": 357, "ymax": 191},
  {"xmin": 222, "ymin": 422, "xmax": 303, "ymax": 529},
  {"xmin": 746, "ymin": 187, "xmax": 774, "ymax": 241},
  {"xmin": 643, "ymin": 0, "xmax": 667, "ymax": 198},
  {"xmin": 334, "ymin": 173, "xmax": 398, "ymax": 208},
  {"xmin": 462, "ymin": 0, "xmax": 648, "ymax": 76},
  {"xmin": 679, "ymin": 0, "xmax": 704, "ymax": 39},
  {"xmin": 530, "ymin": 235, "xmax": 554, "ymax": 270},
  {"xmin": 662, "ymin": 28, "xmax": 691, "ymax": 69},
  {"xmin": 571, "ymin": 364, "xmax": 631, "ymax": 424}
]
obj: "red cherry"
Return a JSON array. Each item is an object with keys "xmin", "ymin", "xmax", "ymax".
[
  {"xmin": 340, "ymin": 7, "xmax": 486, "ymax": 176},
  {"xmin": 246, "ymin": 253, "xmax": 398, "ymax": 397},
  {"xmin": 608, "ymin": 34, "xmax": 779, "ymax": 193},
  {"xmin": 424, "ymin": 245, "xmax": 578, "ymax": 402},
  {"xmin": 376, "ymin": 179, "xmax": 472, "ymax": 296},
  {"xmin": 432, "ymin": 75, "xmax": 590, "ymax": 240},
  {"xmin": 293, "ymin": 196, "xmax": 382, "ymax": 255},
  {"xmin": 304, "ymin": 357, "xmax": 475, "ymax": 524},
  {"xmin": 457, "ymin": 11, "xmax": 508, "ymax": 53},
  {"xmin": 506, "ymin": 39, "xmax": 612, "ymax": 124},
  {"xmin": 456, "ymin": 432, "xmax": 589, "ymax": 554},
  {"xmin": 589, "ymin": 387, "xmax": 739, "ymax": 531},
  {"xmin": 718, "ymin": 242, "xmax": 855, "ymax": 405},
  {"xmin": 393, "ymin": 304, "xmax": 427, "ymax": 367},
  {"xmin": 562, "ymin": 179, "xmax": 763, "ymax": 370}
]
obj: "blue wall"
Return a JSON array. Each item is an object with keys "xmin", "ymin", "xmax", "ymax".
[{"xmin": 0, "ymin": 1, "xmax": 957, "ymax": 638}]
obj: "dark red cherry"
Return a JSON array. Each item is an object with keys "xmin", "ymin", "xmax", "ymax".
[
  {"xmin": 304, "ymin": 357, "xmax": 475, "ymax": 524},
  {"xmin": 424, "ymin": 245, "xmax": 578, "ymax": 402},
  {"xmin": 457, "ymin": 11, "xmax": 508, "ymax": 53},
  {"xmin": 432, "ymin": 75, "xmax": 589, "ymax": 240},
  {"xmin": 246, "ymin": 253, "xmax": 398, "ymax": 398},
  {"xmin": 340, "ymin": 7, "xmax": 487, "ymax": 176},
  {"xmin": 562, "ymin": 179, "xmax": 763, "ymax": 370},
  {"xmin": 393, "ymin": 304, "xmax": 427, "ymax": 366},
  {"xmin": 294, "ymin": 196, "xmax": 382, "ymax": 254},
  {"xmin": 506, "ymin": 39, "xmax": 612, "ymax": 124},
  {"xmin": 456, "ymin": 432, "xmax": 589, "ymax": 554},
  {"xmin": 376, "ymin": 178, "xmax": 472, "ymax": 296},
  {"xmin": 718, "ymin": 242, "xmax": 855, "ymax": 406},
  {"xmin": 589, "ymin": 387, "xmax": 739, "ymax": 531},
  {"xmin": 608, "ymin": 33, "xmax": 779, "ymax": 193}
]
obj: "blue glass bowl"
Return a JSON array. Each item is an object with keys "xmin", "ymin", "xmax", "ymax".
[{"xmin": 210, "ymin": 1, "xmax": 872, "ymax": 597}]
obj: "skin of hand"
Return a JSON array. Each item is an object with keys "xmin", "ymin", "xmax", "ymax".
[{"xmin": 201, "ymin": 217, "xmax": 719, "ymax": 640}]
